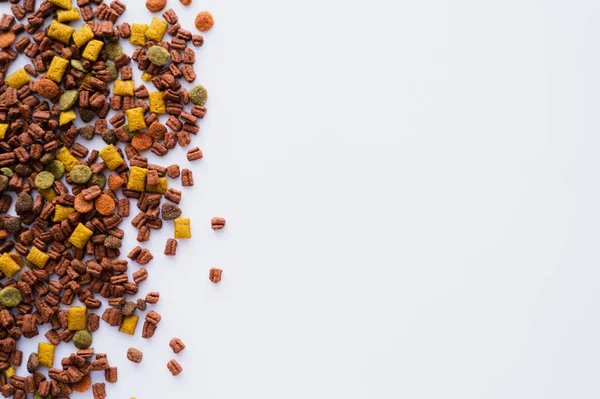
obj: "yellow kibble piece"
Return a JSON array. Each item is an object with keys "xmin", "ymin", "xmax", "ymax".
[
  {"xmin": 145, "ymin": 17, "xmax": 168, "ymax": 42},
  {"xmin": 38, "ymin": 342, "xmax": 55, "ymax": 368},
  {"xmin": 141, "ymin": 72, "xmax": 153, "ymax": 82},
  {"xmin": 0, "ymin": 124, "xmax": 8, "ymax": 140},
  {"xmin": 6, "ymin": 367, "xmax": 14, "ymax": 378},
  {"xmin": 53, "ymin": 204, "xmax": 75, "ymax": 222},
  {"xmin": 82, "ymin": 39, "xmax": 103, "ymax": 61},
  {"xmin": 130, "ymin": 23, "xmax": 148, "ymax": 46},
  {"xmin": 5, "ymin": 68, "xmax": 30, "ymax": 89},
  {"xmin": 69, "ymin": 223, "xmax": 93, "ymax": 249},
  {"xmin": 0, "ymin": 253, "xmax": 21, "ymax": 278},
  {"xmin": 146, "ymin": 177, "xmax": 168, "ymax": 194},
  {"xmin": 56, "ymin": 147, "xmax": 78, "ymax": 171},
  {"xmin": 113, "ymin": 79, "xmax": 134, "ymax": 96},
  {"xmin": 38, "ymin": 187, "xmax": 57, "ymax": 202},
  {"xmin": 174, "ymin": 218, "xmax": 191, "ymax": 239},
  {"xmin": 57, "ymin": 7, "xmax": 80, "ymax": 22},
  {"xmin": 99, "ymin": 144, "xmax": 125, "ymax": 171},
  {"xmin": 26, "ymin": 246, "xmax": 50, "ymax": 268},
  {"xmin": 47, "ymin": 20, "xmax": 74, "ymax": 45},
  {"xmin": 47, "ymin": 56, "xmax": 69, "ymax": 83},
  {"xmin": 119, "ymin": 315, "xmax": 139, "ymax": 335},
  {"xmin": 126, "ymin": 107, "xmax": 146, "ymax": 131},
  {"xmin": 149, "ymin": 92, "xmax": 166, "ymax": 114},
  {"xmin": 73, "ymin": 24, "xmax": 94, "ymax": 47},
  {"xmin": 48, "ymin": 0, "xmax": 71, "ymax": 9},
  {"xmin": 127, "ymin": 166, "xmax": 147, "ymax": 192},
  {"xmin": 59, "ymin": 109, "xmax": 77, "ymax": 126},
  {"xmin": 67, "ymin": 306, "xmax": 87, "ymax": 331}
]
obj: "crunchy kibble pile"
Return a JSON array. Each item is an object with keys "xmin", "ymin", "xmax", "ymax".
[{"xmin": 0, "ymin": 0, "xmax": 217, "ymax": 397}]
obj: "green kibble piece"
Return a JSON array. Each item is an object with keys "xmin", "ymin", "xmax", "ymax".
[
  {"xmin": 87, "ymin": 173, "xmax": 106, "ymax": 189},
  {"xmin": 105, "ymin": 42, "xmax": 122, "ymax": 60},
  {"xmin": 147, "ymin": 45, "xmax": 171, "ymax": 66},
  {"xmin": 189, "ymin": 85, "xmax": 208, "ymax": 106},
  {"xmin": 45, "ymin": 160, "xmax": 65, "ymax": 180},
  {"xmin": 35, "ymin": 171, "xmax": 55, "ymax": 190},
  {"xmin": 0, "ymin": 168, "xmax": 12, "ymax": 177},
  {"xmin": 73, "ymin": 330, "xmax": 93, "ymax": 349},
  {"xmin": 106, "ymin": 63, "xmax": 118, "ymax": 81},
  {"xmin": 59, "ymin": 90, "xmax": 78, "ymax": 111},
  {"xmin": 0, "ymin": 287, "xmax": 22, "ymax": 307},
  {"xmin": 70, "ymin": 59, "xmax": 88, "ymax": 73},
  {"xmin": 79, "ymin": 125, "xmax": 95, "ymax": 140},
  {"xmin": 70, "ymin": 165, "xmax": 92, "ymax": 184}
]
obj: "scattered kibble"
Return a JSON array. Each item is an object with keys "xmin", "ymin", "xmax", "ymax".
[
  {"xmin": 167, "ymin": 359, "xmax": 183, "ymax": 376},
  {"xmin": 73, "ymin": 330, "xmax": 93, "ymax": 349},
  {"xmin": 127, "ymin": 348, "xmax": 143, "ymax": 363},
  {"xmin": 211, "ymin": 217, "xmax": 226, "ymax": 230},
  {"xmin": 195, "ymin": 11, "xmax": 215, "ymax": 32},
  {"xmin": 146, "ymin": 0, "xmax": 167, "ymax": 12},
  {"xmin": 209, "ymin": 268, "xmax": 223, "ymax": 283},
  {"xmin": 169, "ymin": 338, "xmax": 186, "ymax": 354}
]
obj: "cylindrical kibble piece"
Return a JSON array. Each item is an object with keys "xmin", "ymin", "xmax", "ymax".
[{"xmin": 127, "ymin": 348, "xmax": 143, "ymax": 363}]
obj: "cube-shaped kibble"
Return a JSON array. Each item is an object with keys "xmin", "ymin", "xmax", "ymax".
[
  {"xmin": 26, "ymin": 246, "xmax": 49, "ymax": 268},
  {"xmin": 5, "ymin": 68, "xmax": 30, "ymax": 89},
  {"xmin": 47, "ymin": 20, "xmax": 74, "ymax": 44},
  {"xmin": 0, "ymin": 124, "xmax": 8, "ymax": 140},
  {"xmin": 48, "ymin": 0, "xmax": 71, "ymax": 9},
  {"xmin": 127, "ymin": 166, "xmax": 147, "ymax": 192},
  {"xmin": 82, "ymin": 39, "xmax": 104, "ymax": 61},
  {"xmin": 130, "ymin": 23, "xmax": 148, "ymax": 46},
  {"xmin": 145, "ymin": 17, "xmax": 168, "ymax": 42},
  {"xmin": 57, "ymin": 7, "xmax": 80, "ymax": 22},
  {"xmin": 73, "ymin": 24, "xmax": 94, "ymax": 47},
  {"xmin": 56, "ymin": 147, "xmax": 79, "ymax": 171},
  {"xmin": 59, "ymin": 110, "xmax": 77, "ymax": 126},
  {"xmin": 53, "ymin": 204, "xmax": 75, "ymax": 222},
  {"xmin": 47, "ymin": 56, "xmax": 69, "ymax": 83},
  {"xmin": 68, "ymin": 306, "xmax": 87, "ymax": 330},
  {"xmin": 146, "ymin": 177, "xmax": 168, "ymax": 194},
  {"xmin": 38, "ymin": 343, "xmax": 55, "ymax": 368},
  {"xmin": 149, "ymin": 92, "xmax": 166, "ymax": 114},
  {"xmin": 99, "ymin": 144, "xmax": 125, "ymax": 171},
  {"xmin": 0, "ymin": 253, "xmax": 21, "ymax": 278},
  {"xmin": 119, "ymin": 315, "xmax": 139, "ymax": 335},
  {"xmin": 174, "ymin": 218, "xmax": 191, "ymax": 239},
  {"xmin": 113, "ymin": 80, "xmax": 134, "ymax": 96},
  {"xmin": 125, "ymin": 107, "xmax": 146, "ymax": 131},
  {"xmin": 69, "ymin": 223, "xmax": 93, "ymax": 249}
]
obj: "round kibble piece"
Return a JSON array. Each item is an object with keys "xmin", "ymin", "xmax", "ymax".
[
  {"xmin": 88, "ymin": 173, "xmax": 106, "ymax": 189},
  {"xmin": 45, "ymin": 160, "xmax": 65, "ymax": 180},
  {"xmin": 127, "ymin": 348, "xmax": 143, "ymax": 363},
  {"xmin": 71, "ymin": 165, "xmax": 93, "ymax": 184},
  {"xmin": 79, "ymin": 125, "xmax": 95, "ymax": 140},
  {"xmin": 147, "ymin": 45, "xmax": 171, "ymax": 66},
  {"xmin": 74, "ymin": 193, "xmax": 94, "ymax": 213},
  {"xmin": 149, "ymin": 121, "xmax": 167, "ymax": 140},
  {"xmin": 72, "ymin": 375, "xmax": 92, "ymax": 392},
  {"xmin": 59, "ymin": 90, "xmax": 78, "ymax": 111},
  {"xmin": 73, "ymin": 330, "xmax": 93, "ymax": 349},
  {"xmin": 95, "ymin": 194, "xmax": 116, "ymax": 216},
  {"xmin": 189, "ymin": 85, "xmax": 208, "ymax": 105},
  {"xmin": 146, "ymin": 0, "xmax": 166, "ymax": 12},
  {"xmin": 0, "ymin": 287, "xmax": 21, "ymax": 307},
  {"xmin": 105, "ymin": 42, "xmax": 123, "ymax": 60},
  {"xmin": 102, "ymin": 129, "xmax": 117, "ymax": 145},
  {"xmin": 0, "ymin": 31, "xmax": 16, "ymax": 48},
  {"xmin": 180, "ymin": 0, "xmax": 192, "ymax": 4},
  {"xmin": 15, "ymin": 192, "xmax": 33, "ymax": 215},
  {"xmin": 195, "ymin": 11, "xmax": 215, "ymax": 31},
  {"xmin": 35, "ymin": 171, "xmax": 55, "ymax": 189},
  {"xmin": 132, "ymin": 132, "xmax": 154, "ymax": 151},
  {"xmin": 35, "ymin": 78, "xmax": 60, "ymax": 99}
]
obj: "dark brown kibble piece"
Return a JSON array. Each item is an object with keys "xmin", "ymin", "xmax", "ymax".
[
  {"xmin": 209, "ymin": 268, "xmax": 223, "ymax": 283},
  {"xmin": 167, "ymin": 359, "xmax": 183, "ymax": 376},
  {"xmin": 169, "ymin": 337, "xmax": 186, "ymax": 353},
  {"xmin": 211, "ymin": 217, "xmax": 226, "ymax": 230},
  {"xmin": 127, "ymin": 348, "xmax": 143, "ymax": 363}
]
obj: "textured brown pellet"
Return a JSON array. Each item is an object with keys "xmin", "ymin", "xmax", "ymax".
[
  {"xmin": 164, "ymin": 238, "xmax": 177, "ymax": 256},
  {"xmin": 211, "ymin": 217, "xmax": 226, "ymax": 230},
  {"xmin": 169, "ymin": 337, "xmax": 186, "ymax": 354},
  {"xmin": 181, "ymin": 168, "xmax": 194, "ymax": 186},
  {"xmin": 167, "ymin": 359, "xmax": 183, "ymax": 376},
  {"xmin": 126, "ymin": 348, "xmax": 143, "ymax": 363},
  {"xmin": 209, "ymin": 268, "xmax": 223, "ymax": 283}
]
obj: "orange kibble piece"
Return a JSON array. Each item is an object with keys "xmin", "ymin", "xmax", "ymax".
[
  {"xmin": 107, "ymin": 174, "xmax": 125, "ymax": 191},
  {"xmin": 74, "ymin": 193, "xmax": 94, "ymax": 213},
  {"xmin": 131, "ymin": 132, "xmax": 154, "ymax": 151},
  {"xmin": 0, "ymin": 31, "xmax": 16, "ymax": 48},
  {"xmin": 94, "ymin": 194, "xmax": 116, "ymax": 216},
  {"xmin": 72, "ymin": 375, "xmax": 91, "ymax": 392},
  {"xmin": 195, "ymin": 11, "xmax": 214, "ymax": 32}
]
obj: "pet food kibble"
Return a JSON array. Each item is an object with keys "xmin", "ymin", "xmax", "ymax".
[
  {"xmin": 174, "ymin": 218, "xmax": 191, "ymax": 239},
  {"xmin": 114, "ymin": 79, "xmax": 135, "ymax": 96},
  {"xmin": 47, "ymin": 56, "xmax": 69, "ymax": 82},
  {"xmin": 209, "ymin": 268, "xmax": 223, "ymax": 283},
  {"xmin": 38, "ymin": 343, "xmax": 55, "ymax": 368},
  {"xmin": 0, "ymin": 253, "xmax": 21, "ymax": 278},
  {"xmin": 99, "ymin": 144, "xmax": 125, "ymax": 171},
  {"xmin": 71, "ymin": 165, "xmax": 93, "ymax": 184},
  {"xmin": 132, "ymin": 132, "xmax": 154, "ymax": 151},
  {"xmin": 147, "ymin": 45, "xmax": 171, "ymax": 66},
  {"xmin": 95, "ymin": 194, "xmax": 116, "ymax": 216},
  {"xmin": 73, "ymin": 330, "xmax": 93, "ymax": 349},
  {"xmin": 146, "ymin": 17, "xmax": 168, "ymax": 42},
  {"xmin": 35, "ymin": 171, "xmax": 55, "ymax": 189},
  {"xmin": 5, "ymin": 68, "xmax": 30, "ymax": 89},
  {"xmin": 48, "ymin": 0, "xmax": 72, "ymax": 9},
  {"xmin": 68, "ymin": 306, "xmax": 87, "ymax": 330},
  {"xmin": 53, "ymin": 204, "xmax": 76, "ymax": 222},
  {"xmin": 59, "ymin": 90, "xmax": 79, "ymax": 111},
  {"xmin": 146, "ymin": 292, "xmax": 160, "ymax": 304},
  {"xmin": 73, "ymin": 375, "xmax": 92, "ymax": 392},
  {"xmin": 147, "ymin": 0, "xmax": 167, "ymax": 12},
  {"xmin": 35, "ymin": 78, "xmax": 60, "ymax": 99},
  {"xmin": 27, "ymin": 353, "xmax": 39, "ymax": 373},
  {"xmin": 130, "ymin": 23, "xmax": 148, "ymax": 45},
  {"xmin": 169, "ymin": 338, "xmax": 186, "ymax": 354},
  {"xmin": 146, "ymin": 177, "xmax": 168, "ymax": 194},
  {"xmin": 119, "ymin": 315, "xmax": 139, "ymax": 335},
  {"xmin": 162, "ymin": 203, "xmax": 182, "ymax": 220},
  {"xmin": 0, "ymin": 287, "xmax": 22, "ymax": 307},
  {"xmin": 126, "ymin": 107, "xmax": 147, "ymax": 131},
  {"xmin": 56, "ymin": 147, "xmax": 79, "ymax": 171},
  {"xmin": 73, "ymin": 23, "xmax": 94, "ymax": 47},
  {"xmin": 46, "ymin": 160, "xmax": 66, "ymax": 179},
  {"xmin": 60, "ymin": 109, "xmax": 77, "ymax": 125},
  {"xmin": 127, "ymin": 348, "xmax": 143, "ymax": 363},
  {"xmin": 211, "ymin": 217, "xmax": 226, "ymax": 230},
  {"xmin": 0, "ymin": 31, "xmax": 15, "ymax": 48},
  {"xmin": 57, "ymin": 7, "xmax": 80, "ymax": 22},
  {"xmin": 92, "ymin": 383, "xmax": 106, "ymax": 399},
  {"xmin": 181, "ymin": 0, "xmax": 192, "ymax": 5},
  {"xmin": 0, "ymin": 124, "xmax": 8, "ymax": 140},
  {"xmin": 189, "ymin": 85, "xmax": 208, "ymax": 105},
  {"xmin": 105, "ymin": 42, "xmax": 123, "ymax": 60},
  {"xmin": 195, "ymin": 11, "xmax": 215, "ymax": 31},
  {"xmin": 82, "ymin": 39, "xmax": 104, "ymax": 61},
  {"xmin": 69, "ymin": 223, "xmax": 94, "ymax": 249},
  {"xmin": 26, "ymin": 246, "xmax": 50, "ymax": 268},
  {"xmin": 164, "ymin": 238, "xmax": 177, "ymax": 255},
  {"xmin": 128, "ymin": 166, "xmax": 148, "ymax": 192},
  {"xmin": 47, "ymin": 20, "xmax": 75, "ymax": 44},
  {"xmin": 167, "ymin": 359, "xmax": 183, "ymax": 376}
]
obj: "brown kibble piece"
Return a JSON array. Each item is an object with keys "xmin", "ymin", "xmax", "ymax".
[
  {"xmin": 95, "ymin": 194, "xmax": 116, "ymax": 216},
  {"xmin": 145, "ymin": 292, "xmax": 160, "ymax": 304},
  {"xmin": 164, "ymin": 238, "xmax": 177, "ymax": 256},
  {"xmin": 167, "ymin": 359, "xmax": 183, "ymax": 376},
  {"xmin": 180, "ymin": 0, "xmax": 192, "ymax": 4},
  {"xmin": 127, "ymin": 348, "xmax": 143, "ymax": 363},
  {"xmin": 211, "ymin": 217, "xmax": 226, "ymax": 230},
  {"xmin": 187, "ymin": 146, "xmax": 203, "ymax": 161},
  {"xmin": 169, "ymin": 337, "xmax": 186, "ymax": 353},
  {"xmin": 209, "ymin": 268, "xmax": 222, "ymax": 283},
  {"xmin": 181, "ymin": 168, "xmax": 193, "ymax": 186},
  {"xmin": 92, "ymin": 382, "xmax": 106, "ymax": 399},
  {"xmin": 195, "ymin": 11, "xmax": 214, "ymax": 32},
  {"xmin": 146, "ymin": 0, "xmax": 167, "ymax": 12}
]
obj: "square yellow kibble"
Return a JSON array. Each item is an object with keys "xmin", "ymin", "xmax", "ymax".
[
  {"xmin": 145, "ymin": 17, "xmax": 168, "ymax": 42},
  {"xmin": 130, "ymin": 23, "xmax": 148, "ymax": 46},
  {"xmin": 67, "ymin": 306, "xmax": 87, "ymax": 330},
  {"xmin": 47, "ymin": 20, "xmax": 74, "ymax": 45},
  {"xmin": 99, "ymin": 144, "xmax": 125, "ymax": 171},
  {"xmin": 56, "ymin": 147, "xmax": 78, "ymax": 171},
  {"xmin": 48, "ymin": 0, "xmax": 71, "ymax": 9},
  {"xmin": 119, "ymin": 315, "xmax": 139, "ymax": 335},
  {"xmin": 53, "ymin": 204, "xmax": 75, "ymax": 222},
  {"xmin": 5, "ymin": 68, "xmax": 30, "ymax": 89},
  {"xmin": 59, "ymin": 109, "xmax": 76, "ymax": 126},
  {"xmin": 57, "ymin": 8, "xmax": 80, "ymax": 22},
  {"xmin": 0, "ymin": 253, "xmax": 21, "ymax": 278},
  {"xmin": 113, "ymin": 80, "xmax": 134, "ymax": 96},
  {"xmin": 38, "ymin": 343, "xmax": 55, "ymax": 368},
  {"xmin": 146, "ymin": 177, "xmax": 168, "ymax": 194},
  {"xmin": 47, "ymin": 56, "xmax": 69, "ymax": 83},
  {"xmin": 73, "ymin": 24, "xmax": 94, "ymax": 47},
  {"xmin": 0, "ymin": 124, "xmax": 8, "ymax": 140},
  {"xmin": 69, "ymin": 223, "xmax": 93, "ymax": 249},
  {"xmin": 38, "ymin": 187, "xmax": 57, "ymax": 202},
  {"xmin": 127, "ymin": 166, "xmax": 147, "ymax": 192},
  {"xmin": 82, "ymin": 39, "xmax": 103, "ymax": 61},
  {"xmin": 174, "ymin": 218, "xmax": 191, "ymax": 239},
  {"xmin": 126, "ymin": 107, "xmax": 146, "ymax": 131},
  {"xmin": 26, "ymin": 246, "xmax": 49, "ymax": 268},
  {"xmin": 149, "ymin": 92, "xmax": 166, "ymax": 114}
]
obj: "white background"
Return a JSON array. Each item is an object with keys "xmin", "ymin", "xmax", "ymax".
[{"xmin": 3, "ymin": 0, "xmax": 600, "ymax": 398}]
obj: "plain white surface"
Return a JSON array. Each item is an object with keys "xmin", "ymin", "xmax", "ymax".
[{"xmin": 2, "ymin": 0, "xmax": 599, "ymax": 397}]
